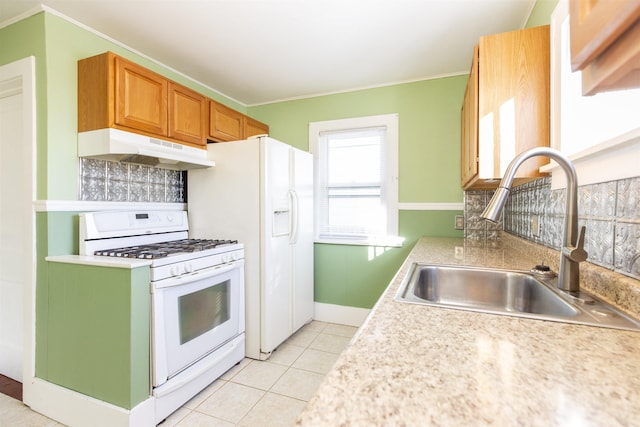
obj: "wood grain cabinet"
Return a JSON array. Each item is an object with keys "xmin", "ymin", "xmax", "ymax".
[
  {"xmin": 79, "ymin": 52, "xmax": 206, "ymax": 148},
  {"xmin": 570, "ymin": 0, "xmax": 640, "ymax": 95},
  {"xmin": 460, "ymin": 25, "xmax": 550, "ymax": 190},
  {"xmin": 461, "ymin": 46, "xmax": 479, "ymax": 188},
  {"xmin": 168, "ymin": 82, "xmax": 207, "ymax": 147},
  {"xmin": 245, "ymin": 116, "xmax": 269, "ymax": 139},
  {"xmin": 115, "ymin": 56, "xmax": 168, "ymax": 136},
  {"xmin": 208, "ymin": 100, "xmax": 244, "ymax": 141},
  {"xmin": 207, "ymin": 100, "xmax": 270, "ymax": 142}
]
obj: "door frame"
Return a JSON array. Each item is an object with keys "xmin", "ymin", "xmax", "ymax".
[{"xmin": 0, "ymin": 56, "xmax": 36, "ymax": 399}]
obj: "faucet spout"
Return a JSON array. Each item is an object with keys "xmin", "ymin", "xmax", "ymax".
[{"xmin": 480, "ymin": 147, "xmax": 587, "ymax": 293}]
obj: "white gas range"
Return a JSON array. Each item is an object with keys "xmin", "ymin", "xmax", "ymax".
[{"xmin": 79, "ymin": 210, "xmax": 245, "ymax": 424}]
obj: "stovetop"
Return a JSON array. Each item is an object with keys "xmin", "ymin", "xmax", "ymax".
[{"xmin": 93, "ymin": 239, "xmax": 239, "ymax": 259}]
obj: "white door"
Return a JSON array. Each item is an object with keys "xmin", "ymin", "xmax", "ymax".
[
  {"xmin": 0, "ymin": 74, "xmax": 26, "ymax": 381},
  {"xmin": 291, "ymin": 148, "xmax": 314, "ymax": 331},
  {"xmin": 261, "ymin": 139, "xmax": 293, "ymax": 353}
]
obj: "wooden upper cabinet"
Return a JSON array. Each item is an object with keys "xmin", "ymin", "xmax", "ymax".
[
  {"xmin": 79, "ymin": 52, "xmax": 206, "ymax": 148},
  {"xmin": 207, "ymin": 99, "xmax": 270, "ymax": 142},
  {"xmin": 79, "ymin": 52, "xmax": 269, "ymax": 147},
  {"xmin": 460, "ymin": 46, "xmax": 479, "ymax": 188},
  {"xmin": 245, "ymin": 116, "xmax": 269, "ymax": 139},
  {"xmin": 208, "ymin": 100, "xmax": 244, "ymax": 142},
  {"xmin": 168, "ymin": 82, "xmax": 207, "ymax": 148},
  {"xmin": 461, "ymin": 25, "xmax": 550, "ymax": 190},
  {"xmin": 570, "ymin": 0, "xmax": 640, "ymax": 95},
  {"xmin": 115, "ymin": 56, "xmax": 168, "ymax": 136}
]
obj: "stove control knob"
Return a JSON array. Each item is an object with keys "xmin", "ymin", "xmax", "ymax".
[
  {"xmin": 185, "ymin": 263, "xmax": 193, "ymax": 273},
  {"xmin": 170, "ymin": 266, "xmax": 179, "ymax": 276},
  {"xmin": 222, "ymin": 254, "xmax": 230, "ymax": 263}
]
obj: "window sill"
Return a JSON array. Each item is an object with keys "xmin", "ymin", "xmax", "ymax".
[{"xmin": 314, "ymin": 235, "xmax": 405, "ymax": 247}]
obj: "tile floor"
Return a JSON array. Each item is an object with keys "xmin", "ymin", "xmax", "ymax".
[{"xmin": 0, "ymin": 321, "xmax": 358, "ymax": 427}]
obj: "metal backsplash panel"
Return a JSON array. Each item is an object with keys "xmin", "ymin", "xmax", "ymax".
[
  {"xmin": 79, "ymin": 158, "xmax": 186, "ymax": 203},
  {"xmin": 464, "ymin": 176, "xmax": 640, "ymax": 280}
]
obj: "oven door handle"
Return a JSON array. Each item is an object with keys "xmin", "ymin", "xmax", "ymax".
[{"xmin": 153, "ymin": 260, "xmax": 244, "ymax": 290}]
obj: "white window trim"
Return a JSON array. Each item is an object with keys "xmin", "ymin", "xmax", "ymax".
[
  {"xmin": 545, "ymin": 0, "xmax": 640, "ymax": 189},
  {"xmin": 309, "ymin": 114, "xmax": 402, "ymax": 247}
]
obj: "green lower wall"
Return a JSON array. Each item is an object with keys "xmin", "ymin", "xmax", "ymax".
[
  {"xmin": 315, "ymin": 211, "xmax": 463, "ymax": 308},
  {"xmin": 35, "ymin": 212, "xmax": 151, "ymax": 409},
  {"xmin": 41, "ymin": 261, "xmax": 150, "ymax": 409}
]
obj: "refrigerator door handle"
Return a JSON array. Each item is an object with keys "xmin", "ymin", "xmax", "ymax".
[{"xmin": 288, "ymin": 189, "xmax": 299, "ymax": 244}]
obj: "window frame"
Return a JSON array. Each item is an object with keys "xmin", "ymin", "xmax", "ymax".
[{"xmin": 309, "ymin": 114, "xmax": 401, "ymax": 246}]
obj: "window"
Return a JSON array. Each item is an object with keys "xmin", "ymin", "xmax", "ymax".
[
  {"xmin": 309, "ymin": 114, "xmax": 401, "ymax": 246},
  {"xmin": 544, "ymin": 0, "xmax": 640, "ymax": 189}
]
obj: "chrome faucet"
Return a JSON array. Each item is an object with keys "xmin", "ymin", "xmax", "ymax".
[{"xmin": 481, "ymin": 147, "xmax": 587, "ymax": 293}]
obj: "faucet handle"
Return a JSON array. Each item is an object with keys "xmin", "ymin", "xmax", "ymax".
[{"xmin": 564, "ymin": 226, "xmax": 588, "ymax": 263}]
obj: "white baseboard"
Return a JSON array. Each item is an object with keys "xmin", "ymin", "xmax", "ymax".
[
  {"xmin": 23, "ymin": 377, "xmax": 155, "ymax": 427},
  {"xmin": 313, "ymin": 302, "xmax": 370, "ymax": 327}
]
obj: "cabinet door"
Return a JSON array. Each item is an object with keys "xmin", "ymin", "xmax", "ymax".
[
  {"xmin": 168, "ymin": 82, "xmax": 207, "ymax": 147},
  {"xmin": 245, "ymin": 116, "xmax": 269, "ymax": 138},
  {"xmin": 115, "ymin": 56, "xmax": 168, "ymax": 136},
  {"xmin": 570, "ymin": 0, "xmax": 640, "ymax": 95},
  {"xmin": 478, "ymin": 25, "xmax": 549, "ymax": 181},
  {"xmin": 208, "ymin": 100, "xmax": 244, "ymax": 142},
  {"xmin": 461, "ymin": 46, "xmax": 479, "ymax": 188}
]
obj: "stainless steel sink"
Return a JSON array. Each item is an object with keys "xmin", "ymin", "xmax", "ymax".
[{"xmin": 395, "ymin": 263, "xmax": 640, "ymax": 331}]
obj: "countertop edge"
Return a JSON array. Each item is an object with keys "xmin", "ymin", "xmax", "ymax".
[{"xmin": 46, "ymin": 255, "xmax": 152, "ymax": 269}]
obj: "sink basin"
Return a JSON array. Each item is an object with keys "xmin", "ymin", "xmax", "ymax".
[
  {"xmin": 395, "ymin": 263, "xmax": 640, "ymax": 331},
  {"xmin": 408, "ymin": 265, "xmax": 578, "ymax": 317}
]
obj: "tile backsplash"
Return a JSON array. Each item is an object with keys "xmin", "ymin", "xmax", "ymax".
[
  {"xmin": 79, "ymin": 158, "xmax": 186, "ymax": 203},
  {"xmin": 464, "ymin": 175, "xmax": 640, "ymax": 280}
]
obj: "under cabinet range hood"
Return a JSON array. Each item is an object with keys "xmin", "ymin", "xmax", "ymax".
[{"xmin": 78, "ymin": 128, "xmax": 215, "ymax": 170}]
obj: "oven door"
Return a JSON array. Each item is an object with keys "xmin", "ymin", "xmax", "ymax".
[{"xmin": 152, "ymin": 260, "xmax": 244, "ymax": 386}]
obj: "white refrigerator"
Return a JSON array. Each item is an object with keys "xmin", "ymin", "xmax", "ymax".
[{"xmin": 188, "ymin": 136, "xmax": 314, "ymax": 360}]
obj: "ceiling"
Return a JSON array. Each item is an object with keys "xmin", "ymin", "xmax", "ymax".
[{"xmin": 1, "ymin": 0, "xmax": 537, "ymax": 106}]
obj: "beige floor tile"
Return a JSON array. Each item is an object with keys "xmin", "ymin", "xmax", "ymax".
[
  {"xmin": 0, "ymin": 394, "xmax": 60, "ymax": 426},
  {"xmin": 176, "ymin": 410, "xmax": 234, "ymax": 427},
  {"xmin": 309, "ymin": 333, "xmax": 351, "ymax": 354},
  {"xmin": 270, "ymin": 368, "xmax": 325, "ymax": 401},
  {"xmin": 229, "ymin": 360, "xmax": 287, "ymax": 390},
  {"xmin": 159, "ymin": 406, "xmax": 191, "ymax": 426},
  {"xmin": 239, "ymin": 392, "xmax": 307, "ymax": 427},
  {"xmin": 197, "ymin": 382, "xmax": 264, "ymax": 423},
  {"xmin": 292, "ymin": 348, "xmax": 339, "ymax": 375},
  {"xmin": 267, "ymin": 343, "xmax": 305, "ymax": 367},
  {"xmin": 323, "ymin": 323, "xmax": 359, "ymax": 338},
  {"xmin": 285, "ymin": 328, "xmax": 319, "ymax": 348},
  {"xmin": 182, "ymin": 379, "xmax": 226, "ymax": 410},
  {"xmin": 219, "ymin": 357, "xmax": 252, "ymax": 381},
  {"xmin": 301, "ymin": 320, "xmax": 329, "ymax": 333}
]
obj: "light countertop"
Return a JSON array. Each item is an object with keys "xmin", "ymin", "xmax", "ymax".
[
  {"xmin": 46, "ymin": 254, "xmax": 152, "ymax": 269},
  {"xmin": 297, "ymin": 234, "xmax": 640, "ymax": 426}
]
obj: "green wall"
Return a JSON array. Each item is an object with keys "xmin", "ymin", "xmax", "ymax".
[
  {"xmin": 249, "ymin": 77, "xmax": 467, "ymax": 308},
  {"xmin": 526, "ymin": 0, "xmax": 559, "ymax": 28},
  {"xmin": 42, "ymin": 262, "xmax": 150, "ymax": 409}
]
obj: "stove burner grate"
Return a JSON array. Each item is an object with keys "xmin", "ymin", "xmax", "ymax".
[{"xmin": 94, "ymin": 239, "xmax": 239, "ymax": 259}]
